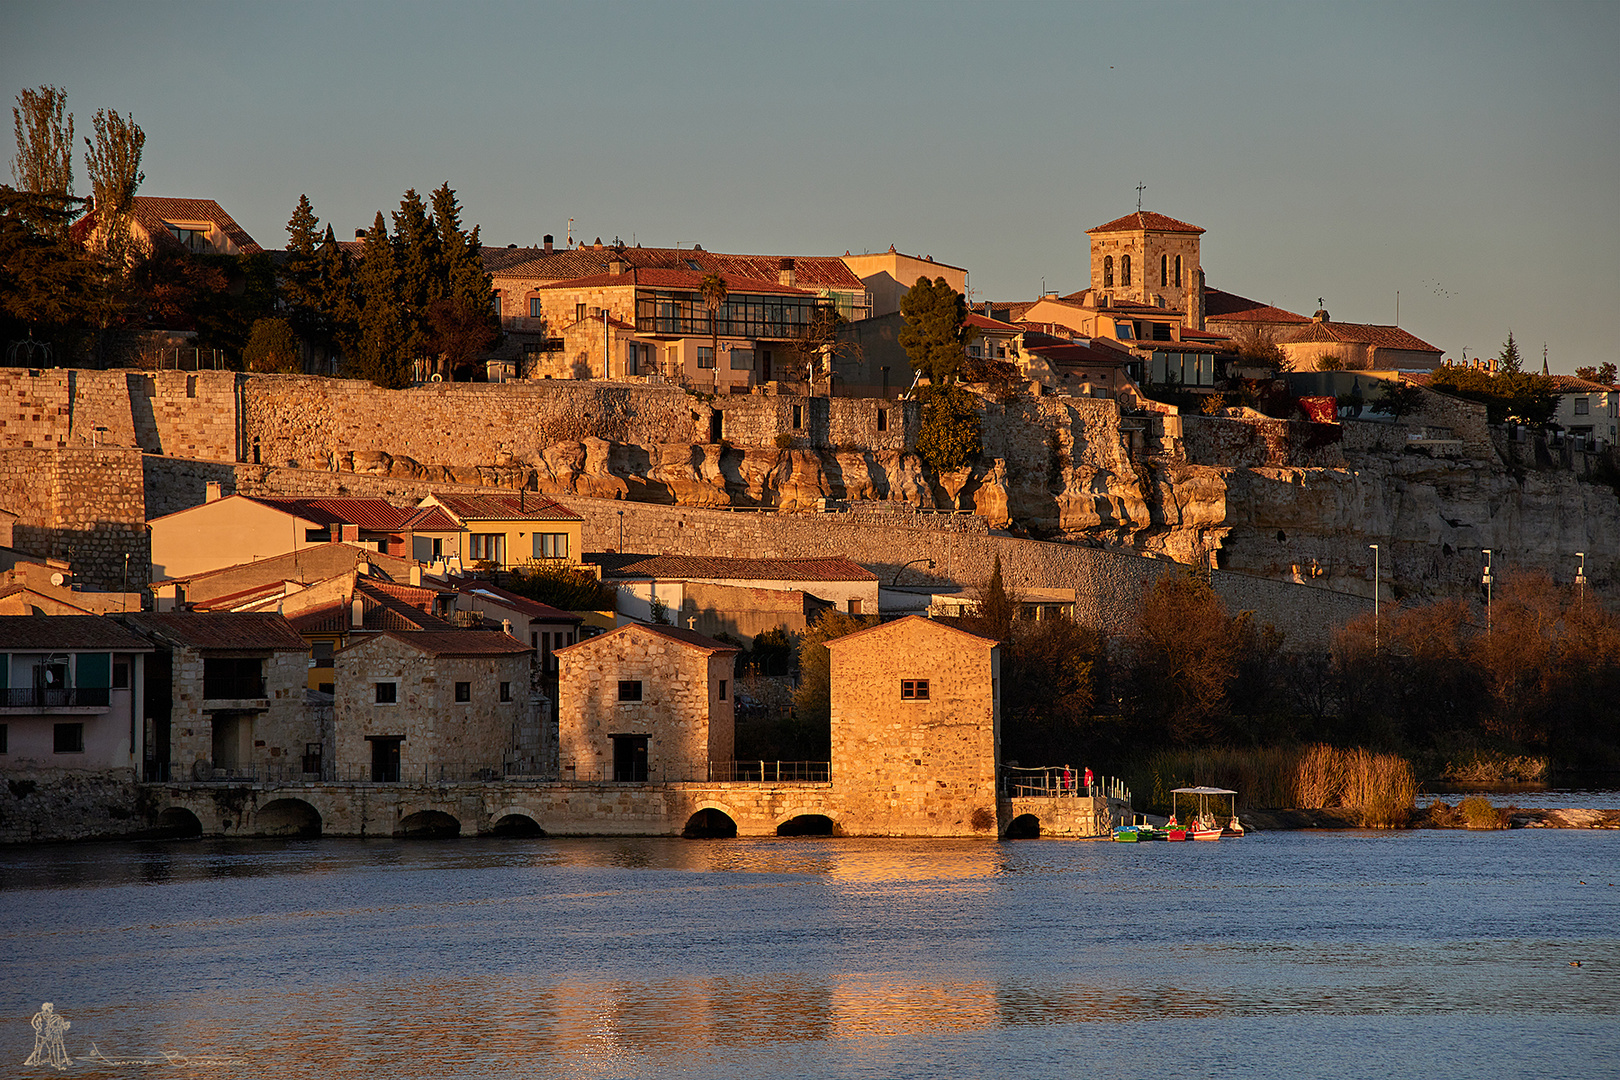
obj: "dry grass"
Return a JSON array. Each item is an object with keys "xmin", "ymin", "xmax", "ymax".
[
  {"xmin": 1440, "ymin": 753, "xmax": 1549, "ymax": 786},
  {"xmin": 1143, "ymin": 744, "xmax": 1417, "ymax": 828},
  {"xmin": 1459, "ymin": 795, "xmax": 1506, "ymax": 830}
]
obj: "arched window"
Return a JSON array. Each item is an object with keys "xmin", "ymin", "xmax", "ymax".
[
  {"xmin": 1103, "ymin": 255, "xmax": 1113, "ymax": 288},
  {"xmin": 1121, "ymin": 255, "xmax": 1132, "ymax": 287},
  {"xmin": 1174, "ymin": 255, "xmax": 1182, "ymax": 287},
  {"xmin": 1160, "ymin": 254, "xmax": 1168, "ymax": 287}
]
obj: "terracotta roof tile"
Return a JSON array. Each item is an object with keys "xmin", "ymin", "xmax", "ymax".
[
  {"xmin": 122, "ymin": 612, "xmax": 308, "ymax": 651},
  {"xmin": 493, "ymin": 245, "xmax": 866, "ymax": 292},
  {"xmin": 964, "ymin": 312, "xmax": 1021, "ymax": 332},
  {"xmin": 538, "ymin": 267, "xmax": 813, "ymax": 296},
  {"xmin": 1277, "ymin": 320, "xmax": 1442, "ymax": 353},
  {"xmin": 1544, "ymin": 375, "xmax": 1612, "ymax": 393},
  {"xmin": 558, "ymin": 622, "xmax": 738, "ymax": 655},
  {"xmin": 402, "ymin": 506, "xmax": 462, "ymax": 532},
  {"xmin": 1088, "ymin": 211, "xmax": 1205, "ymax": 235},
  {"xmin": 363, "ymin": 629, "xmax": 533, "ymax": 657},
  {"xmin": 244, "ymin": 497, "xmax": 416, "ymax": 531},
  {"xmin": 0, "ymin": 614, "xmax": 153, "ymax": 651},
  {"xmin": 601, "ymin": 555, "xmax": 877, "ymax": 582},
  {"xmin": 425, "ymin": 492, "xmax": 581, "ymax": 523},
  {"xmin": 83, "ymin": 197, "xmax": 263, "ymax": 254},
  {"xmin": 455, "ymin": 582, "xmax": 583, "ymax": 623},
  {"xmin": 1202, "ymin": 288, "xmax": 1310, "ymax": 324}
]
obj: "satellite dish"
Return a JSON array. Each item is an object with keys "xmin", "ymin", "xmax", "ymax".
[{"xmin": 49, "ymin": 572, "xmax": 66, "ymax": 586}]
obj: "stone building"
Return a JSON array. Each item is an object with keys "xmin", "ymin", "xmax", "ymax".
[
  {"xmin": 1087, "ymin": 211, "xmax": 1206, "ymax": 326},
  {"xmin": 121, "ymin": 612, "xmax": 312, "ymax": 782},
  {"xmin": 556, "ymin": 623, "xmax": 738, "ymax": 783},
  {"xmin": 415, "ymin": 492, "xmax": 583, "ymax": 572},
  {"xmin": 0, "ymin": 615, "xmax": 152, "ymax": 774},
  {"xmin": 598, "ymin": 554, "xmax": 880, "ymax": 624},
  {"xmin": 826, "ymin": 615, "xmax": 1000, "ymax": 836},
  {"xmin": 1276, "ymin": 310, "xmax": 1444, "ymax": 373},
  {"xmin": 332, "ymin": 629, "xmax": 538, "ymax": 782}
]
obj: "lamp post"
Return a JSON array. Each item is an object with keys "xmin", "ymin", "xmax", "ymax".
[
  {"xmin": 1482, "ymin": 549, "xmax": 1494, "ymax": 634},
  {"xmin": 1368, "ymin": 544, "xmax": 1379, "ymax": 652},
  {"xmin": 1576, "ymin": 551, "xmax": 1587, "ymax": 608},
  {"xmin": 892, "ymin": 557, "xmax": 935, "ymax": 587},
  {"xmin": 617, "ymin": 509, "xmax": 624, "ymax": 554}
]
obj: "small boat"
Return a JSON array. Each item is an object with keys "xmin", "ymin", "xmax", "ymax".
[
  {"xmin": 1171, "ymin": 786, "xmax": 1244, "ymax": 841},
  {"xmin": 1112, "ymin": 825, "xmax": 1141, "ymax": 842}
]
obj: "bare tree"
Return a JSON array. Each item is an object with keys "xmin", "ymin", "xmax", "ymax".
[
  {"xmin": 12, "ymin": 85, "xmax": 74, "ymax": 200},
  {"xmin": 83, "ymin": 108, "xmax": 145, "ymax": 268}
]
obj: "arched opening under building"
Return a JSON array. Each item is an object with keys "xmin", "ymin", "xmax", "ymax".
[
  {"xmin": 398, "ymin": 810, "xmax": 462, "ymax": 839},
  {"xmin": 1003, "ymin": 814, "xmax": 1041, "ymax": 839},
  {"xmin": 256, "ymin": 798, "xmax": 322, "ymax": 838},
  {"xmin": 490, "ymin": 814, "xmax": 546, "ymax": 838},
  {"xmin": 153, "ymin": 806, "xmax": 203, "ymax": 839},
  {"xmin": 776, "ymin": 814, "xmax": 835, "ymax": 837},
  {"xmin": 683, "ymin": 808, "xmax": 738, "ymax": 839}
]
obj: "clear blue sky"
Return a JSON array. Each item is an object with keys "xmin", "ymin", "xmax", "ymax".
[{"xmin": 6, "ymin": 0, "xmax": 1618, "ymax": 371}]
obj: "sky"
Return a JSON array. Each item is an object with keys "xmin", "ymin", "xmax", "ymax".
[{"xmin": 5, "ymin": 0, "xmax": 1619, "ymax": 372}]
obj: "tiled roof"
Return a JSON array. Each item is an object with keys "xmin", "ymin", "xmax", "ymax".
[
  {"xmin": 244, "ymin": 497, "xmax": 416, "ymax": 531},
  {"xmin": 1088, "ymin": 211, "xmax": 1205, "ymax": 235},
  {"xmin": 483, "ymin": 246, "xmax": 552, "ymax": 272},
  {"xmin": 425, "ymin": 492, "xmax": 581, "ymax": 523},
  {"xmin": 965, "ymin": 312, "xmax": 1021, "ymax": 332},
  {"xmin": 1277, "ymin": 320, "xmax": 1442, "ymax": 353},
  {"xmin": 154, "ymin": 543, "xmax": 417, "ymax": 598},
  {"xmin": 74, "ymin": 197, "xmax": 263, "ymax": 254},
  {"xmin": 402, "ymin": 506, "xmax": 463, "ymax": 532},
  {"xmin": 362, "ymin": 629, "xmax": 532, "ymax": 658},
  {"xmin": 1026, "ymin": 341, "xmax": 1134, "ymax": 366},
  {"xmin": 455, "ymin": 582, "xmax": 582, "ymax": 623},
  {"xmin": 989, "ymin": 300, "xmax": 1040, "ymax": 323},
  {"xmin": 824, "ymin": 613, "xmax": 1000, "ymax": 648},
  {"xmin": 601, "ymin": 555, "xmax": 877, "ymax": 582},
  {"xmin": 286, "ymin": 581, "xmax": 455, "ymax": 635},
  {"xmin": 538, "ymin": 267, "xmax": 813, "ymax": 296},
  {"xmin": 491, "ymin": 244, "xmax": 867, "ymax": 292},
  {"xmin": 0, "ymin": 614, "xmax": 153, "ymax": 651},
  {"xmin": 1545, "ymin": 375, "xmax": 1612, "ymax": 393},
  {"xmin": 559, "ymin": 622, "xmax": 739, "ymax": 655},
  {"xmin": 122, "ymin": 612, "xmax": 308, "ymax": 651},
  {"xmin": 1202, "ymin": 288, "xmax": 1309, "ymax": 324}
]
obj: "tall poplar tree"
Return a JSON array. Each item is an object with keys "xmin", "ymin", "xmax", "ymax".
[
  {"xmin": 349, "ymin": 212, "xmax": 409, "ymax": 387},
  {"xmin": 11, "ymin": 86, "xmax": 76, "ymax": 238},
  {"xmin": 82, "ymin": 107, "xmax": 145, "ymax": 268}
]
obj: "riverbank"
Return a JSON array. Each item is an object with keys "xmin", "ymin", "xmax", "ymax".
[{"xmin": 1240, "ymin": 804, "xmax": 1620, "ymax": 830}]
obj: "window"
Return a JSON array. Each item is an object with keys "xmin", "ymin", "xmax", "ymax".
[
  {"xmin": 901, "ymin": 680, "xmax": 930, "ymax": 700},
  {"xmin": 618, "ymin": 680, "xmax": 643, "ymax": 702},
  {"xmin": 1575, "ymin": 398, "xmax": 1590, "ymax": 415},
  {"xmin": 500, "ymin": 682, "xmax": 512, "ymax": 703},
  {"xmin": 311, "ymin": 641, "xmax": 334, "ymax": 670},
  {"xmin": 575, "ymin": 302, "xmax": 587, "ymax": 322},
  {"xmin": 469, "ymin": 533, "xmax": 506, "ymax": 564},
  {"xmin": 1174, "ymin": 255, "xmax": 1182, "ymax": 287},
  {"xmin": 112, "ymin": 661, "xmax": 130, "ymax": 689},
  {"xmin": 1103, "ymin": 255, "xmax": 1114, "ymax": 288},
  {"xmin": 203, "ymin": 657, "xmax": 264, "ymax": 699},
  {"xmin": 492, "ymin": 291, "xmax": 502, "ymax": 315},
  {"xmin": 375, "ymin": 682, "xmax": 398, "ymax": 705},
  {"xmin": 369, "ymin": 736, "xmax": 402, "ymax": 782},
  {"xmin": 877, "ymin": 408, "xmax": 887, "ymax": 432},
  {"xmin": 730, "ymin": 348, "xmax": 754, "ymax": 370},
  {"xmin": 1121, "ymin": 255, "xmax": 1132, "ymax": 287},
  {"xmin": 1160, "ymin": 254, "xmax": 1168, "ymax": 287},
  {"xmin": 792, "ymin": 404, "xmax": 803, "ymax": 429},
  {"xmin": 719, "ymin": 679, "xmax": 727, "ymax": 701},
  {"xmin": 305, "ymin": 528, "xmax": 328, "ymax": 542},
  {"xmin": 0, "ymin": 724, "xmax": 7, "ymax": 753},
  {"xmin": 697, "ymin": 346, "xmax": 715, "ymax": 369},
  {"xmin": 454, "ymin": 682, "xmax": 471, "ymax": 703},
  {"xmin": 54, "ymin": 723, "xmax": 84, "ymax": 753},
  {"xmin": 534, "ymin": 532, "xmax": 569, "ymax": 559},
  {"xmin": 530, "ymin": 297, "xmax": 545, "ymax": 318},
  {"xmin": 849, "ymin": 599, "xmax": 863, "ymax": 615}
]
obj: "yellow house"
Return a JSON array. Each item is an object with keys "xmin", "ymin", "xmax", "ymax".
[{"xmin": 414, "ymin": 492, "xmax": 583, "ymax": 572}]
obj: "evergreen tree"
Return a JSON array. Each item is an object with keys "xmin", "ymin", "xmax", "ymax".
[
  {"xmin": 349, "ymin": 212, "xmax": 409, "ymax": 387},
  {"xmin": 243, "ymin": 316, "xmax": 301, "ymax": 373},
  {"xmin": 898, "ymin": 276, "xmax": 973, "ymax": 384},
  {"xmin": 315, "ymin": 223, "xmax": 358, "ymax": 361},
  {"xmin": 281, "ymin": 194, "xmax": 326, "ymax": 349},
  {"xmin": 1496, "ymin": 331, "xmax": 1523, "ymax": 374},
  {"xmin": 0, "ymin": 185, "xmax": 100, "ymax": 348},
  {"xmin": 428, "ymin": 182, "xmax": 496, "ymax": 378},
  {"xmin": 391, "ymin": 187, "xmax": 440, "ymax": 361},
  {"xmin": 916, "ymin": 382, "xmax": 982, "ymax": 471},
  {"xmin": 11, "ymin": 86, "xmax": 75, "ymax": 237}
]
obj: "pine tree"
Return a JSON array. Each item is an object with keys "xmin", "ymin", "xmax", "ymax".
[
  {"xmin": 282, "ymin": 194, "xmax": 325, "ymax": 345},
  {"xmin": 428, "ymin": 182, "xmax": 497, "ymax": 378},
  {"xmin": 349, "ymin": 212, "xmax": 409, "ymax": 387},
  {"xmin": 898, "ymin": 276, "xmax": 973, "ymax": 384},
  {"xmin": 1496, "ymin": 332, "xmax": 1523, "ymax": 375}
]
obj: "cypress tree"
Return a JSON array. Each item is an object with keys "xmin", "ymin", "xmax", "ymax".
[
  {"xmin": 391, "ymin": 188, "xmax": 440, "ymax": 362},
  {"xmin": 1496, "ymin": 332, "xmax": 1523, "ymax": 375},
  {"xmin": 898, "ymin": 276, "xmax": 973, "ymax": 384},
  {"xmin": 350, "ymin": 212, "xmax": 409, "ymax": 387}
]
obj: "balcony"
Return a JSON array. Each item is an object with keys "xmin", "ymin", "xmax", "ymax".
[{"xmin": 0, "ymin": 686, "xmax": 112, "ymax": 712}]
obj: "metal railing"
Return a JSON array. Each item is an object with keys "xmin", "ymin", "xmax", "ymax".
[
  {"xmin": 1000, "ymin": 765, "xmax": 1129, "ymax": 803},
  {"xmin": 557, "ymin": 760, "xmax": 831, "ymax": 784},
  {"xmin": 1, "ymin": 687, "xmax": 111, "ymax": 708}
]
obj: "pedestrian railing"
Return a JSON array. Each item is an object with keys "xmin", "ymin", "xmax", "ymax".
[
  {"xmin": 148, "ymin": 760, "xmax": 832, "ymax": 787},
  {"xmin": 1000, "ymin": 765, "xmax": 1128, "ymax": 803}
]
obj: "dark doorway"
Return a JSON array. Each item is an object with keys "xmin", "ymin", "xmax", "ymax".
[
  {"xmin": 369, "ymin": 736, "xmax": 402, "ymax": 782},
  {"xmin": 709, "ymin": 410, "xmax": 724, "ymax": 443},
  {"xmin": 612, "ymin": 735, "xmax": 648, "ymax": 782},
  {"xmin": 776, "ymin": 814, "xmax": 835, "ymax": 836},
  {"xmin": 683, "ymin": 808, "xmax": 738, "ymax": 838}
]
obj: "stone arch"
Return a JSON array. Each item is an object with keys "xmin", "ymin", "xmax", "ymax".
[
  {"xmin": 776, "ymin": 813, "xmax": 836, "ymax": 837},
  {"xmin": 255, "ymin": 798, "xmax": 322, "ymax": 838},
  {"xmin": 153, "ymin": 806, "xmax": 203, "ymax": 839},
  {"xmin": 398, "ymin": 809, "xmax": 462, "ymax": 838},
  {"xmin": 1002, "ymin": 813, "xmax": 1041, "ymax": 839},
  {"xmin": 683, "ymin": 807, "xmax": 738, "ymax": 839},
  {"xmin": 490, "ymin": 813, "xmax": 546, "ymax": 838}
]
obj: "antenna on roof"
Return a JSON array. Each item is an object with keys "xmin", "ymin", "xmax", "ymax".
[{"xmin": 1136, "ymin": 182, "xmax": 1147, "ymax": 211}]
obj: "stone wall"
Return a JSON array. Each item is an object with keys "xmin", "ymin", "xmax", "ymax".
[
  {"xmin": 0, "ymin": 446, "xmax": 149, "ymax": 590},
  {"xmin": 167, "ymin": 647, "xmax": 312, "ymax": 780},
  {"xmin": 1181, "ymin": 416, "xmax": 1345, "ymax": 468},
  {"xmin": 0, "ymin": 770, "xmax": 145, "ymax": 844}
]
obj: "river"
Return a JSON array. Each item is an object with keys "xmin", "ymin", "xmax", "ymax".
[{"xmin": 2, "ymin": 829, "xmax": 1616, "ymax": 1079}]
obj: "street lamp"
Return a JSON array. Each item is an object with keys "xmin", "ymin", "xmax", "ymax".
[
  {"xmin": 1368, "ymin": 544, "xmax": 1379, "ymax": 652},
  {"xmin": 1576, "ymin": 551, "xmax": 1587, "ymax": 608},
  {"xmin": 617, "ymin": 509, "xmax": 625, "ymax": 553},
  {"xmin": 892, "ymin": 558, "xmax": 935, "ymax": 587},
  {"xmin": 1482, "ymin": 549, "xmax": 1494, "ymax": 634}
]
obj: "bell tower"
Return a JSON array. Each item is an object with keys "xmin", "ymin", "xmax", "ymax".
[{"xmin": 1086, "ymin": 211, "xmax": 1206, "ymax": 328}]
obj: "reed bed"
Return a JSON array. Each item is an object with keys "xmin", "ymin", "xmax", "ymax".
[{"xmin": 1141, "ymin": 744, "xmax": 1418, "ymax": 828}]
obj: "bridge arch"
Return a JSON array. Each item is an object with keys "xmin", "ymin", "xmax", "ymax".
[
  {"xmin": 153, "ymin": 806, "xmax": 203, "ymax": 839},
  {"xmin": 682, "ymin": 804, "xmax": 738, "ymax": 839},
  {"xmin": 255, "ymin": 798, "xmax": 323, "ymax": 838},
  {"xmin": 1002, "ymin": 813, "xmax": 1041, "ymax": 839},
  {"xmin": 398, "ymin": 809, "xmax": 462, "ymax": 838},
  {"xmin": 775, "ymin": 812, "xmax": 836, "ymax": 837},
  {"xmin": 489, "ymin": 812, "xmax": 546, "ymax": 837}
]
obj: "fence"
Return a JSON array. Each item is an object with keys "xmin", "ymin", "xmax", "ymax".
[
  {"xmin": 1000, "ymin": 764, "xmax": 1129, "ymax": 803},
  {"xmin": 148, "ymin": 760, "xmax": 832, "ymax": 786},
  {"xmin": 1, "ymin": 687, "xmax": 111, "ymax": 708}
]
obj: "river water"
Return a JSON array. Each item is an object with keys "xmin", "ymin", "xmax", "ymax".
[{"xmin": 2, "ymin": 830, "xmax": 1616, "ymax": 1079}]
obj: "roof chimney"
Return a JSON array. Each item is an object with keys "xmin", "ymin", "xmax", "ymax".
[
  {"xmin": 543, "ymin": 234, "xmax": 553, "ymax": 254},
  {"xmin": 355, "ymin": 229, "xmax": 365, "ymax": 239},
  {"xmin": 778, "ymin": 257, "xmax": 796, "ymax": 288},
  {"xmin": 351, "ymin": 596, "xmax": 364, "ymax": 629},
  {"xmin": 608, "ymin": 256, "xmax": 627, "ymax": 275},
  {"xmin": 205, "ymin": 481, "xmax": 223, "ymax": 502}
]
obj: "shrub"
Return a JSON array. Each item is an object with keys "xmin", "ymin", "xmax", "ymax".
[
  {"xmin": 1459, "ymin": 795, "xmax": 1505, "ymax": 830},
  {"xmin": 243, "ymin": 317, "xmax": 301, "ymax": 374},
  {"xmin": 775, "ymin": 432, "xmax": 794, "ymax": 449}
]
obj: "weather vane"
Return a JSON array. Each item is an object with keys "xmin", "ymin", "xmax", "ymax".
[{"xmin": 1136, "ymin": 182, "xmax": 1147, "ymax": 211}]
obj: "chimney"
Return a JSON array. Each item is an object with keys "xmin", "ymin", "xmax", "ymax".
[
  {"xmin": 409, "ymin": 565, "xmax": 422, "ymax": 586},
  {"xmin": 205, "ymin": 481, "xmax": 223, "ymax": 502},
  {"xmin": 355, "ymin": 229, "xmax": 365, "ymax": 239},
  {"xmin": 340, "ymin": 523, "xmax": 359, "ymax": 543},
  {"xmin": 608, "ymin": 256, "xmax": 627, "ymax": 275},
  {"xmin": 543, "ymin": 234, "xmax": 554, "ymax": 254},
  {"xmin": 350, "ymin": 596, "xmax": 364, "ymax": 629},
  {"xmin": 777, "ymin": 257, "xmax": 796, "ymax": 288}
]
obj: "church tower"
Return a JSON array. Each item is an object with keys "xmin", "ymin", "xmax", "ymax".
[{"xmin": 1085, "ymin": 211, "xmax": 1205, "ymax": 330}]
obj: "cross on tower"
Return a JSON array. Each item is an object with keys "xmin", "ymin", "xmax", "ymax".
[{"xmin": 1135, "ymin": 182, "xmax": 1147, "ymax": 211}]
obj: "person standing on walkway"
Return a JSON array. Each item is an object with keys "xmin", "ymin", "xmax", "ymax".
[{"xmin": 1084, "ymin": 767, "xmax": 1094, "ymax": 796}]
